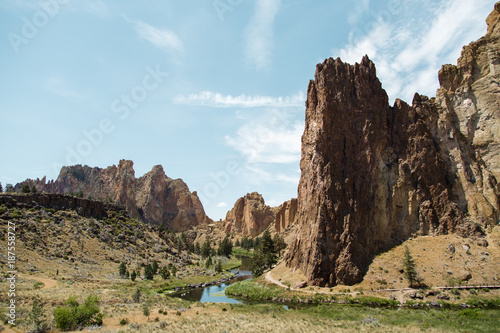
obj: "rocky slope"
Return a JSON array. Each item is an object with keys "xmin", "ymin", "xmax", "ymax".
[
  {"xmin": 16, "ymin": 160, "xmax": 211, "ymax": 231},
  {"xmin": 286, "ymin": 4, "xmax": 500, "ymax": 286}
]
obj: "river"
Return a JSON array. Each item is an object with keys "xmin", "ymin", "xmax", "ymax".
[{"xmin": 172, "ymin": 255, "xmax": 253, "ymax": 304}]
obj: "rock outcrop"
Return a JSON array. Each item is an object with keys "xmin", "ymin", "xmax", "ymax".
[
  {"xmin": 0, "ymin": 193, "xmax": 126, "ymax": 220},
  {"xmin": 286, "ymin": 4, "xmax": 500, "ymax": 286},
  {"xmin": 223, "ymin": 192, "xmax": 275, "ymax": 237},
  {"xmin": 16, "ymin": 160, "xmax": 211, "ymax": 231},
  {"xmin": 274, "ymin": 198, "xmax": 298, "ymax": 232}
]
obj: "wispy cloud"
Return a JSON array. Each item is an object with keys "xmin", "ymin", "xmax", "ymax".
[
  {"xmin": 334, "ymin": 0, "xmax": 492, "ymax": 103},
  {"xmin": 244, "ymin": 0, "xmax": 281, "ymax": 70},
  {"xmin": 216, "ymin": 202, "xmax": 228, "ymax": 208},
  {"xmin": 225, "ymin": 120, "xmax": 303, "ymax": 164},
  {"xmin": 348, "ymin": 0, "xmax": 370, "ymax": 25},
  {"xmin": 174, "ymin": 91, "xmax": 305, "ymax": 108},
  {"xmin": 44, "ymin": 77, "xmax": 88, "ymax": 101},
  {"xmin": 129, "ymin": 19, "xmax": 183, "ymax": 53}
]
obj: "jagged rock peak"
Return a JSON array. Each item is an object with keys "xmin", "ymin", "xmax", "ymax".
[
  {"xmin": 285, "ymin": 4, "xmax": 499, "ymax": 287},
  {"xmin": 16, "ymin": 160, "xmax": 211, "ymax": 231},
  {"xmin": 223, "ymin": 192, "xmax": 275, "ymax": 238}
]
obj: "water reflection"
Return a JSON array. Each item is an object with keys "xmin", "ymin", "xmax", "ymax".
[{"xmin": 172, "ymin": 256, "xmax": 254, "ymax": 304}]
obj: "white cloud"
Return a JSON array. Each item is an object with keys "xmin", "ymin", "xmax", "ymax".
[
  {"xmin": 225, "ymin": 115, "xmax": 304, "ymax": 165},
  {"xmin": 216, "ymin": 202, "xmax": 228, "ymax": 208},
  {"xmin": 132, "ymin": 20, "xmax": 183, "ymax": 52},
  {"xmin": 174, "ymin": 91, "xmax": 305, "ymax": 108},
  {"xmin": 244, "ymin": 0, "xmax": 281, "ymax": 70},
  {"xmin": 334, "ymin": 0, "xmax": 492, "ymax": 103}
]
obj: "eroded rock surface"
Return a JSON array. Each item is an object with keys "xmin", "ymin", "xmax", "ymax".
[
  {"xmin": 286, "ymin": 4, "xmax": 500, "ymax": 286},
  {"xmin": 16, "ymin": 160, "xmax": 211, "ymax": 231}
]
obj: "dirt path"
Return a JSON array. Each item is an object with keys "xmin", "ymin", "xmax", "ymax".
[{"xmin": 24, "ymin": 275, "xmax": 58, "ymax": 290}]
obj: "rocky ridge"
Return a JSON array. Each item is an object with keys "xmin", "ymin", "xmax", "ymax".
[
  {"xmin": 285, "ymin": 4, "xmax": 500, "ymax": 286},
  {"xmin": 222, "ymin": 193, "xmax": 298, "ymax": 237},
  {"xmin": 17, "ymin": 160, "xmax": 211, "ymax": 231}
]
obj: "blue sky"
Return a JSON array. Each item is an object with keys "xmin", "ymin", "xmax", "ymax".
[{"xmin": 0, "ymin": 0, "xmax": 494, "ymax": 220}]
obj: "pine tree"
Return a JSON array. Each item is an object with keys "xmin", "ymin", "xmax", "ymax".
[
  {"xmin": 0, "ymin": 182, "xmax": 3, "ymax": 193},
  {"xmin": 31, "ymin": 185, "xmax": 38, "ymax": 194},
  {"xmin": 151, "ymin": 260, "xmax": 159, "ymax": 275},
  {"xmin": 201, "ymin": 239, "xmax": 212, "ymax": 258},
  {"xmin": 215, "ymin": 260, "xmax": 223, "ymax": 273},
  {"xmin": 159, "ymin": 266, "xmax": 170, "ymax": 279},
  {"xmin": 132, "ymin": 288, "xmax": 141, "ymax": 303},
  {"xmin": 119, "ymin": 262, "xmax": 127, "ymax": 278},
  {"xmin": 205, "ymin": 256, "xmax": 213, "ymax": 269},
  {"xmin": 131, "ymin": 270, "xmax": 137, "ymax": 282},
  {"xmin": 142, "ymin": 300, "xmax": 151, "ymax": 321},
  {"xmin": 22, "ymin": 184, "xmax": 31, "ymax": 193},
  {"xmin": 144, "ymin": 264, "xmax": 154, "ymax": 280},
  {"xmin": 403, "ymin": 246, "xmax": 417, "ymax": 288}
]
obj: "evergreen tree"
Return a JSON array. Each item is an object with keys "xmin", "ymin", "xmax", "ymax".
[
  {"xmin": 22, "ymin": 184, "xmax": 31, "ymax": 193},
  {"xmin": 0, "ymin": 182, "xmax": 3, "ymax": 193},
  {"xmin": 31, "ymin": 185, "xmax": 38, "ymax": 194},
  {"xmin": 5, "ymin": 184, "xmax": 14, "ymax": 193},
  {"xmin": 219, "ymin": 235, "xmax": 233, "ymax": 257},
  {"xmin": 205, "ymin": 256, "xmax": 213, "ymax": 269},
  {"xmin": 201, "ymin": 239, "xmax": 212, "ymax": 258},
  {"xmin": 195, "ymin": 242, "xmax": 201, "ymax": 255},
  {"xmin": 159, "ymin": 266, "xmax": 170, "ymax": 280},
  {"xmin": 215, "ymin": 260, "xmax": 223, "ymax": 273},
  {"xmin": 403, "ymin": 246, "xmax": 417, "ymax": 288},
  {"xmin": 144, "ymin": 264, "xmax": 154, "ymax": 280},
  {"xmin": 151, "ymin": 260, "xmax": 159, "ymax": 275},
  {"xmin": 142, "ymin": 300, "xmax": 151, "ymax": 321},
  {"xmin": 273, "ymin": 234, "xmax": 287, "ymax": 257},
  {"xmin": 119, "ymin": 262, "xmax": 127, "ymax": 278},
  {"xmin": 250, "ymin": 251, "xmax": 265, "ymax": 276},
  {"xmin": 131, "ymin": 270, "xmax": 137, "ymax": 282},
  {"xmin": 132, "ymin": 288, "xmax": 141, "ymax": 303},
  {"xmin": 171, "ymin": 265, "xmax": 177, "ymax": 277},
  {"xmin": 235, "ymin": 239, "xmax": 240, "ymax": 247}
]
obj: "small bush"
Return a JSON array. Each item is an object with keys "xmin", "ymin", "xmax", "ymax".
[
  {"xmin": 119, "ymin": 318, "xmax": 129, "ymax": 325},
  {"xmin": 10, "ymin": 210, "xmax": 24, "ymax": 219},
  {"xmin": 53, "ymin": 294, "xmax": 103, "ymax": 330}
]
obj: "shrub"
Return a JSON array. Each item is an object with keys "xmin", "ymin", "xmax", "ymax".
[
  {"xmin": 22, "ymin": 184, "xmax": 31, "ymax": 193},
  {"xmin": 10, "ymin": 209, "xmax": 24, "ymax": 219},
  {"xmin": 53, "ymin": 294, "xmax": 103, "ymax": 330},
  {"xmin": 119, "ymin": 318, "xmax": 129, "ymax": 325},
  {"xmin": 132, "ymin": 288, "xmax": 141, "ymax": 303},
  {"xmin": 28, "ymin": 296, "xmax": 48, "ymax": 333}
]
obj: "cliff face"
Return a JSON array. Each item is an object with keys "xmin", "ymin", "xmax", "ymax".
[
  {"xmin": 17, "ymin": 160, "xmax": 211, "ymax": 231},
  {"xmin": 274, "ymin": 198, "xmax": 298, "ymax": 232},
  {"xmin": 286, "ymin": 4, "xmax": 500, "ymax": 286},
  {"xmin": 223, "ymin": 192, "xmax": 275, "ymax": 237}
]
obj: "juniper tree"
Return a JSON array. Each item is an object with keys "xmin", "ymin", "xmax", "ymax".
[{"xmin": 403, "ymin": 246, "xmax": 417, "ymax": 288}]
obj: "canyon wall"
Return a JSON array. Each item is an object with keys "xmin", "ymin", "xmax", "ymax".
[{"xmin": 285, "ymin": 5, "xmax": 500, "ymax": 286}]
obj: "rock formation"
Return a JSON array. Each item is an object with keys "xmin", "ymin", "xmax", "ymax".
[
  {"xmin": 16, "ymin": 160, "xmax": 211, "ymax": 231},
  {"xmin": 223, "ymin": 192, "xmax": 275, "ymax": 237},
  {"xmin": 274, "ymin": 198, "xmax": 298, "ymax": 232},
  {"xmin": 286, "ymin": 4, "xmax": 500, "ymax": 286},
  {"xmin": 0, "ymin": 193, "xmax": 126, "ymax": 220}
]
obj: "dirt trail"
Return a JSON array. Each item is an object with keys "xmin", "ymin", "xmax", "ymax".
[{"xmin": 24, "ymin": 275, "xmax": 58, "ymax": 290}]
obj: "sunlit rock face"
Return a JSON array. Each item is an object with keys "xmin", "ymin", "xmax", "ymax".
[{"xmin": 286, "ymin": 4, "xmax": 500, "ymax": 287}]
